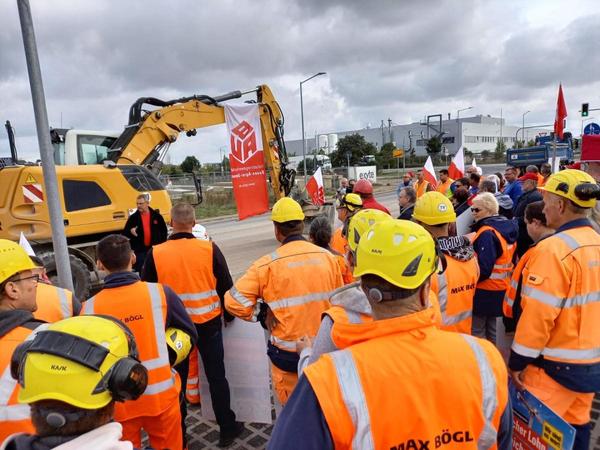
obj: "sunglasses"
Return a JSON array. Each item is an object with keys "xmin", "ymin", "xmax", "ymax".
[
  {"xmin": 9, "ymin": 274, "xmax": 41, "ymax": 284},
  {"xmin": 471, "ymin": 207, "xmax": 482, "ymax": 213}
]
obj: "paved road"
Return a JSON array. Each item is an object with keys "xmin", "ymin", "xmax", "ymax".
[{"xmin": 204, "ymin": 190, "xmax": 399, "ymax": 279}]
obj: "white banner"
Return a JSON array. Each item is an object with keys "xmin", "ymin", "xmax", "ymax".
[
  {"xmin": 198, "ymin": 319, "xmax": 272, "ymax": 424},
  {"xmin": 349, "ymin": 165, "xmax": 377, "ymax": 183}
]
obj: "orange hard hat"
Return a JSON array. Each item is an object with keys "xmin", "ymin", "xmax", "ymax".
[{"xmin": 353, "ymin": 179, "xmax": 373, "ymax": 195}]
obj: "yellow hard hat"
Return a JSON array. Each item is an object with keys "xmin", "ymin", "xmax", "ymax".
[
  {"xmin": 412, "ymin": 191, "xmax": 456, "ymax": 225},
  {"xmin": 13, "ymin": 315, "xmax": 147, "ymax": 409},
  {"xmin": 271, "ymin": 197, "xmax": 305, "ymax": 223},
  {"xmin": 354, "ymin": 219, "xmax": 437, "ymax": 289},
  {"xmin": 0, "ymin": 239, "xmax": 38, "ymax": 284},
  {"xmin": 337, "ymin": 193, "xmax": 363, "ymax": 212},
  {"xmin": 347, "ymin": 209, "xmax": 392, "ymax": 252},
  {"xmin": 166, "ymin": 327, "xmax": 192, "ymax": 367},
  {"xmin": 540, "ymin": 169, "xmax": 600, "ymax": 208}
]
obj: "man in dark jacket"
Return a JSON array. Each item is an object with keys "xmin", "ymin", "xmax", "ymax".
[
  {"xmin": 397, "ymin": 187, "xmax": 416, "ymax": 220},
  {"xmin": 513, "ymin": 172, "xmax": 543, "ymax": 257},
  {"xmin": 122, "ymin": 194, "xmax": 168, "ymax": 272}
]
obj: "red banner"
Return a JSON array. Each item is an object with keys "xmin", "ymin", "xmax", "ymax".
[{"xmin": 225, "ymin": 105, "xmax": 270, "ymax": 220}]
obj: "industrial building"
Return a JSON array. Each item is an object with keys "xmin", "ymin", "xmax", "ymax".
[{"xmin": 285, "ymin": 115, "xmax": 552, "ymax": 158}]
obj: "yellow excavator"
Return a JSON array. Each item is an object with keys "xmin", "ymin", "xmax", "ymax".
[{"xmin": 0, "ymin": 85, "xmax": 296, "ymax": 299}]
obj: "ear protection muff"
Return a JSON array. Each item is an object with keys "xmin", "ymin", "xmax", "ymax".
[
  {"xmin": 36, "ymin": 406, "xmax": 99, "ymax": 429},
  {"xmin": 11, "ymin": 315, "xmax": 148, "ymax": 403}
]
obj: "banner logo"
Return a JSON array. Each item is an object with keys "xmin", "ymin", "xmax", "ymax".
[{"xmin": 230, "ymin": 120, "xmax": 259, "ymax": 164}]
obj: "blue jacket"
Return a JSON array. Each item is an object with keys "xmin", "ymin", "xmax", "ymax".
[
  {"xmin": 503, "ymin": 180, "xmax": 523, "ymax": 205},
  {"xmin": 471, "ymin": 216, "xmax": 518, "ymax": 317}
]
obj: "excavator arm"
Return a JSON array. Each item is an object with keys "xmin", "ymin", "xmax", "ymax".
[{"xmin": 108, "ymin": 85, "xmax": 295, "ymax": 198}]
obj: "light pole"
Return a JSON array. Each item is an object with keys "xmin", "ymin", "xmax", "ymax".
[
  {"xmin": 456, "ymin": 107, "xmax": 472, "ymax": 153},
  {"xmin": 522, "ymin": 110, "xmax": 531, "ymax": 144},
  {"xmin": 456, "ymin": 106, "xmax": 473, "ymax": 121},
  {"xmin": 300, "ymin": 72, "xmax": 326, "ymax": 185}
]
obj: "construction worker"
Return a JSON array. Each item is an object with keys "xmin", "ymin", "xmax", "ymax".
[
  {"xmin": 470, "ymin": 192, "xmax": 517, "ymax": 343},
  {"xmin": 309, "ymin": 216, "xmax": 353, "ymax": 284},
  {"xmin": 330, "ymin": 193, "xmax": 362, "ymax": 256},
  {"xmin": 297, "ymin": 208, "xmax": 392, "ymax": 374},
  {"xmin": 225, "ymin": 197, "xmax": 343, "ymax": 405},
  {"xmin": 269, "ymin": 220, "xmax": 512, "ymax": 449},
  {"xmin": 509, "ymin": 169, "xmax": 600, "ymax": 450},
  {"xmin": 503, "ymin": 201, "xmax": 554, "ymax": 328},
  {"xmin": 82, "ymin": 234, "xmax": 197, "ymax": 450},
  {"xmin": 436, "ymin": 169, "xmax": 454, "ymax": 198},
  {"xmin": 4, "ymin": 315, "xmax": 146, "ymax": 449},
  {"xmin": 0, "ymin": 240, "xmax": 43, "ymax": 442},
  {"xmin": 29, "ymin": 256, "xmax": 80, "ymax": 323},
  {"xmin": 414, "ymin": 169, "xmax": 434, "ymax": 198},
  {"xmin": 413, "ymin": 192, "xmax": 479, "ymax": 334},
  {"xmin": 352, "ymin": 178, "xmax": 390, "ymax": 214},
  {"xmin": 142, "ymin": 203, "xmax": 243, "ymax": 447}
]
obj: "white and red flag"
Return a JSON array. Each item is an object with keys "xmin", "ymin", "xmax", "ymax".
[
  {"xmin": 423, "ymin": 156, "xmax": 438, "ymax": 188},
  {"xmin": 448, "ymin": 147, "xmax": 465, "ymax": 179},
  {"xmin": 306, "ymin": 166, "xmax": 325, "ymax": 206}
]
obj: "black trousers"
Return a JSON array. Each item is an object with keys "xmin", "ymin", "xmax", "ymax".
[{"xmin": 176, "ymin": 316, "xmax": 236, "ymax": 435}]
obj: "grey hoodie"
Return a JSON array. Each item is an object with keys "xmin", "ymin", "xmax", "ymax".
[{"xmin": 494, "ymin": 192, "xmax": 513, "ymax": 211}]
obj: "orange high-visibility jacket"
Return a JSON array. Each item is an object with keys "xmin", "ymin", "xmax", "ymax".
[
  {"xmin": 330, "ymin": 227, "xmax": 347, "ymax": 256},
  {"xmin": 414, "ymin": 180, "xmax": 431, "ymax": 198},
  {"xmin": 334, "ymin": 254, "xmax": 354, "ymax": 285},
  {"xmin": 304, "ymin": 308, "xmax": 508, "ymax": 449},
  {"xmin": 512, "ymin": 224, "xmax": 600, "ymax": 365},
  {"xmin": 153, "ymin": 239, "xmax": 220, "ymax": 324},
  {"xmin": 436, "ymin": 178, "xmax": 454, "ymax": 198},
  {"xmin": 82, "ymin": 281, "xmax": 178, "ymax": 420},
  {"xmin": 33, "ymin": 282, "xmax": 74, "ymax": 323},
  {"xmin": 225, "ymin": 239, "xmax": 343, "ymax": 352},
  {"xmin": 0, "ymin": 326, "xmax": 36, "ymax": 441},
  {"xmin": 474, "ymin": 225, "xmax": 515, "ymax": 291},
  {"xmin": 430, "ymin": 255, "xmax": 479, "ymax": 333},
  {"xmin": 503, "ymin": 246, "xmax": 535, "ymax": 319}
]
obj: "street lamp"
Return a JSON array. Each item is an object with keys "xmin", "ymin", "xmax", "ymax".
[
  {"xmin": 522, "ymin": 110, "xmax": 531, "ymax": 144},
  {"xmin": 300, "ymin": 72, "xmax": 327, "ymax": 185},
  {"xmin": 456, "ymin": 106, "xmax": 473, "ymax": 121},
  {"xmin": 456, "ymin": 107, "xmax": 472, "ymax": 154}
]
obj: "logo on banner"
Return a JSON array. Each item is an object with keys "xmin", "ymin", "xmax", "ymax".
[
  {"xmin": 230, "ymin": 120, "xmax": 259, "ymax": 164},
  {"xmin": 23, "ymin": 184, "xmax": 44, "ymax": 203}
]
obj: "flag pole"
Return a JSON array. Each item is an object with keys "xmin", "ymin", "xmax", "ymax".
[{"xmin": 552, "ymin": 134, "xmax": 557, "ymax": 173}]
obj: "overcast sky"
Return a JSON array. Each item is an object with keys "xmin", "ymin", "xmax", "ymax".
[{"xmin": 1, "ymin": 0, "xmax": 599, "ymax": 164}]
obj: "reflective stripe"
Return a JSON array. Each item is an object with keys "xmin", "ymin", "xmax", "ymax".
[
  {"xmin": 556, "ymin": 232, "xmax": 579, "ymax": 250},
  {"xmin": 462, "ymin": 335, "xmax": 498, "ymax": 449},
  {"xmin": 494, "ymin": 262, "xmax": 512, "ymax": 270},
  {"xmin": 56, "ymin": 287, "xmax": 71, "ymax": 318},
  {"xmin": 144, "ymin": 377, "xmax": 175, "ymax": 395},
  {"xmin": 269, "ymin": 291, "xmax": 331, "ymax": 311},
  {"xmin": 228, "ymin": 286, "xmax": 254, "ymax": 308},
  {"xmin": 504, "ymin": 295, "xmax": 514, "ymax": 308},
  {"xmin": 437, "ymin": 271, "xmax": 449, "ymax": 316},
  {"xmin": 0, "ymin": 366, "xmax": 30, "ymax": 422},
  {"xmin": 270, "ymin": 335, "xmax": 297, "ymax": 351},
  {"xmin": 564, "ymin": 291, "xmax": 600, "ymax": 308},
  {"xmin": 142, "ymin": 283, "xmax": 170, "ymax": 371},
  {"xmin": 443, "ymin": 310, "xmax": 472, "ymax": 327},
  {"xmin": 511, "ymin": 342, "xmax": 542, "ymax": 358},
  {"xmin": 83, "ymin": 296, "xmax": 95, "ymax": 314},
  {"xmin": 330, "ymin": 351, "xmax": 375, "ymax": 450},
  {"xmin": 521, "ymin": 286, "xmax": 563, "ymax": 308},
  {"xmin": 270, "ymin": 251, "xmax": 279, "ymax": 261},
  {"xmin": 186, "ymin": 389, "xmax": 199, "ymax": 395},
  {"xmin": 509, "ymin": 279, "xmax": 518, "ymax": 290},
  {"xmin": 186, "ymin": 300, "xmax": 220, "ymax": 317},
  {"xmin": 179, "ymin": 290, "xmax": 218, "ymax": 301},
  {"xmin": 187, "ymin": 377, "xmax": 199, "ymax": 384},
  {"xmin": 542, "ymin": 347, "xmax": 600, "ymax": 361},
  {"xmin": 346, "ymin": 310, "xmax": 364, "ymax": 324},
  {"xmin": 489, "ymin": 272, "xmax": 509, "ymax": 280}
]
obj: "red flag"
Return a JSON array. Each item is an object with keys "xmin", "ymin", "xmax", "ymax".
[
  {"xmin": 423, "ymin": 156, "xmax": 438, "ymax": 188},
  {"xmin": 554, "ymin": 84, "xmax": 567, "ymax": 140},
  {"xmin": 448, "ymin": 147, "xmax": 465, "ymax": 179},
  {"xmin": 306, "ymin": 167, "xmax": 325, "ymax": 205}
]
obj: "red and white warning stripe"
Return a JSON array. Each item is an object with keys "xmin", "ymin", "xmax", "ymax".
[{"xmin": 23, "ymin": 184, "xmax": 44, "ymax": 203}]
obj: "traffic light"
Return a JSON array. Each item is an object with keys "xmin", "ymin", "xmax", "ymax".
[{"xmin": 582, "ymin": 103, "xmax": 589, "ymax": 117}]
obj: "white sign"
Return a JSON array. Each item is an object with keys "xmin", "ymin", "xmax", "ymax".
[
  {"xmin": 348, "ymin": 165, "xmax": 377, "ymax": 183},
  {"xmin": 456, "ymin": 208, "xmax": 475, "ymax": 236}
]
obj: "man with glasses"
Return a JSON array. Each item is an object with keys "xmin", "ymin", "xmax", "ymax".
[{"xmin": 0, "ymin": 239, "xmax": 44, "ymax": 441}]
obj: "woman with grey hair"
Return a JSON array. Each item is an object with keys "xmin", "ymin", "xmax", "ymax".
[{"xmin": 469, "ymin": 192, "xmax": 518, "ymax": 344}]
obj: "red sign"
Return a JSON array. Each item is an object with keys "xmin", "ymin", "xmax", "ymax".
[
  {"xmin": 512, "ymin": 416, "xmax": 549, "ymax": 450},
  {"xmin": 226, "ymin": 108, "xmax": 269, "ymax": 220}
]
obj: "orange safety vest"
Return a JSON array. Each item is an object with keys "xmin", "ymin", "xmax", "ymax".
[
  {"xmin": 503, "ymin": 247, "xmax": 534, "ymax": 318},
  {"xmin": 334, "ymin": 254, "xmax": 354, "ymax": 285},
  {"xmin": 153, "ymin": 238, "xmax": 220, "ymax": 324},
  {"xmin": 436, "ymin": 178, "xmax": 454, "ymax": 198},
  {"xmin": 330, "ymin": 227, "xmax": 347, "ymax": 256},
  {"xmin": 430, "ymin": 255, "xmax": 479, "ymax": 334},
  {"xmin": 474, "ymin": 225, "xmax": 515, "ymax": 291},
  {"xmin": 33, "ymin": 282, "xmax": 74, "ymax": 323},
  {"xmin": 0, "ymin": 326, "xmax": 36, "ymax": 441},
  {"xmin": 304, "ymin": 308, "xmax": 508, "ymax": 449},
  {"xmin": 414, "ymin": 180, "xmax": 430, "ymax": 198},
  {"xmin": 512, "ymin": 225, "xmax": 600, "ymax": 365},
  {"xmin": 82, "ymin": 281, "xmax": 178, "ymax": 420},
  {"xmin": 225, "ymin": 239, "xmax": 343, "ymax": 352}
]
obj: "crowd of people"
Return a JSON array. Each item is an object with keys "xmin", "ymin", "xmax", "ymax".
[{"xmin": 1, "ymin": 147, "xmax": 600, "ymax": 449}]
